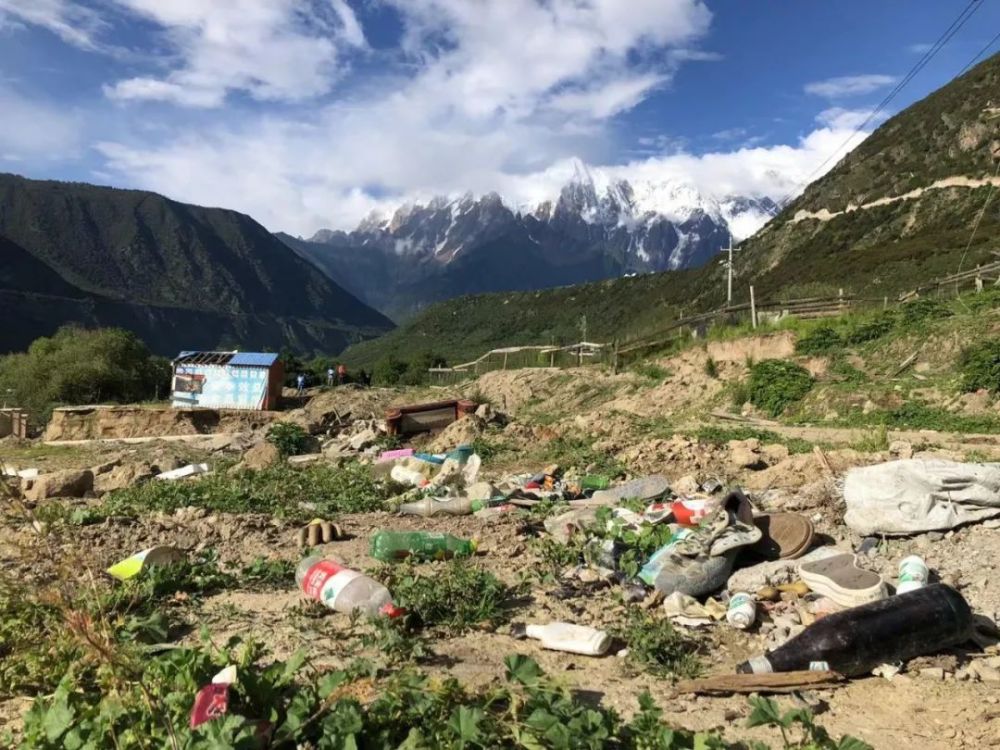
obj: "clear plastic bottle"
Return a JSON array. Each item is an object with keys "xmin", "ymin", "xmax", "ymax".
[
  {"xmin": 295, "ymin": 556, "xmax": 403, "ymax": 617},
  {"xmin": 370, "ymin": 530, "xmax": 476, "ymax": 562},
  {"xmin": 511, "ymin": 622, "xmax": 611, "ymax": 656},
  {"xmin": 737, "ymin": 584, "xmax": 971, "ymax": 676}
]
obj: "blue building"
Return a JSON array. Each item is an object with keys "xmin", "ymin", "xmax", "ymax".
[{"xmin": 171, "ymin": 351, "xmax": 284, "ymax": 411}]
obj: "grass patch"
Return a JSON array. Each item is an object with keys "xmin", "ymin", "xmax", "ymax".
[
  {"xmin": 795, "ymin": 325, "xmax": 842, "ymax": 354},
  {"xmin": 824, "ymin": 401, "xmax": 1000, "ymax": 434},
  {"xmin": 852, "ymin": 424, "xmax": 889, "ymax": 452},
  {"xmin": 541, "ymin": 435, "xmax": 625, "ymax": 478},
  {"xmin": 704, "ymin": 357, "xmax": 719, "ymax": 378},
  {"xmin": 689, "ymin": 425, "xmax": 813, "ymax": 454},
  {"xmin": 265, "ymin": 421, "xmax": 311, "ymax": 456},
  {"xmin": 376, "ymin": 560, "xmax": 522, "ymax": 634},
  {"xmin": 98, "ymin": 462, "xmax": 390, "ymax": 521},
  {"xmin": 960, "ymin": 339, "xmax": 1000, "ymax": 393},
  {"xmin": 747, "ymin": 360, "xmax": 814, "ymax": 417},
  {"xmin": 611, "ymin": 608, "xmax": 702, "ymax": 679},
  {"xmin": 631, "ymin": 362, "xmax": 671, "ymax": 381}
]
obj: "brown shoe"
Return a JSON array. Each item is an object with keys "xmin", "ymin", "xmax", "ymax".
[{"xmin": 751, "ymin": 513, "xmax": 815, "ymax": 560}]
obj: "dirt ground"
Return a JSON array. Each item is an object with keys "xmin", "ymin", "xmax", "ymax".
[{"xmin": 5, "ymin": 352, "xmax": 1000, "ymax": 747}]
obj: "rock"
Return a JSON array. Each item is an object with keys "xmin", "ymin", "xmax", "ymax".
[
  {"xmin": 889, "ymin": 440, "xmax": 913, "ymax": 460},
  {"xmin": 975, "ymin": 664, "xmax": 1000, "ymax": 682},
  {"xmin": 475, "ymin": 402, "xmax": 496, "ymax": 422},
  {"xmin": 671, "ymin": 474, "xmax": 700, "ymax": 495},
  {"xmin": 348, "ymin": 428, "xmax": 378, "ymax": 451},
  {"xmin": 91, "ymin": 459, "xmax": 121, "ymax": 475},
  {"xmin": 94, "ymin": 463, "xmax": 155, "ymax": 494},
  {"xmin": 428, "ymin": 415, "xmax": 485, "ymax": 452},
  {"xmin": 205, "ymin": 434, "xmax": 235, "ymax": 452},
  {"xmin": 467, "ymin": 481, "xmax": 496, "ymax": 502},
  {"xmin": 862, "ymin": 400, "xmax": 876, "ymax": 415},
  {"xmin": 22, "ymin": 469, "xmax": 94, "ymax": 501},
  {"xmin": 919, "ymin": 667, "xmax": 946, "ymax": 681},
  {"xmin": 728, "ymin": 439, "xmax": 764, "ymax": 470},
  {"xmin": 242, "ymin": 440, "xmax": 281, "ymax": 470},
  {"xmin": 761, "ymin": 443, "xmax": 790, "ymax": 465}
]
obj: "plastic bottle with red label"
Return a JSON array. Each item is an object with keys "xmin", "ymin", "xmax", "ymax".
[{"xmin": 295, "ymin": 556, "xmax": 404, "ymax": 617}]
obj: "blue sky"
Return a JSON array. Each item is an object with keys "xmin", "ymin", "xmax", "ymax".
[{"xmin": 0, "ymin": 0, "xmax": 998, "ymax": 234}]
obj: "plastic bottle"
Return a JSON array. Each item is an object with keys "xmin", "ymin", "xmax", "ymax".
[
  {"xmin": 897, "ymin": 555, "xmax": 929, "ymax": 595},
  {"xmin": 397, "ymin": 495, "xmax": 483, "ymax": 517},
  {"xmin": 736, "ymin": 584, "xmax": 972, "ymax": 677},
  {"xmin": 727, "ymin": 592, "xmax": 756, "ymax": 629},
  {"xmin": 511, "ymin": 622, "xmax": 611, "ymax": 656},
  {"xmin": 671, "ymin": 497, "xmax": 713, "ymax": 527},
  {"xmin": 390, "ymin": 463, "xmax": 430, "ymax": 487},
  {"xmin": 296, "ymin": 556, "xmax": 403, "ymax": 617},
  {"xmin": 580, "ymin": 475, "xmax": 611, "ymax": 491},
  {"xmin": 370, "ymin": 530, "xmax": 477, "ymax": 562}
]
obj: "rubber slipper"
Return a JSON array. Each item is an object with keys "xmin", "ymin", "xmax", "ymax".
[
  {"xmin": 751, "ymin": 513, "xmax": 815, "ymax": 560},
  {"xmin": 587, "ymin": 474, "xmax": 670, "ymax": 505}
]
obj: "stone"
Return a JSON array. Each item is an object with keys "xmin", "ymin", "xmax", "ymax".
[
  {"xmin": 348, "ymin": 428, "xmax": 378, "ymax": 451},
  {"xmin": 93, "ymin": 462, "xmax": 155, "ymax": 494},
  {"xmin": 919, "ymin": 667, "xmax": 946, "ymax": 681},
  {"xmin": 22, "ymin": 469, "xmax": 94, "ymax": 501},
  {"xmin": 475, "ymin": 402, "xmax": 496, "ymax": 422},
  {"xmin": 206, "ymin": 434, "xmax": 235, "ymax": 452},
  {"xmin": 242, "ymin": 440, "xmax": 281, "ymax": 470},
  {"xmin": 888, "ymin": 440, "xmax": 913, "ymax": 460},
  {"xmin": 671, "ymin": 474, "xmax": 700, "ymax": 495},
  {"xmin": 761, "ymin": 443, "xmax": 790, "ymax": 465},
  {"xmin": 975, "ymin": 664, "xmax": 1000, "ymax": 682},
  {"xmin": 467, "ymin": 481, "xmax": 496, "ymax": 502},
  {"xmin": 862, "ymin": 400, "xmax": 876, "ymax": 415},
  {"xmin": 287, "ymin": 453, "xmax": 322, "ymax": 465},
  {"xmin": 728, "ymin": 438, "xmax": 764, "ymax": 470}
]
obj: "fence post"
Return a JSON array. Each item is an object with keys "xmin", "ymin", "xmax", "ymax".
[
  {"xmin": 883, "ymin": 296, "xmax": 888, "ymax": 309},
  {"xmin": 749, "ymin": 285, "xmax": 757, "ymax": 329},
  {"xmin": 503, "ymin": 352, "xmax": 508, "ymax": 370},
  {"xmin": 550, "ymin": 350, "xmax": 555, "ymax": 367}
]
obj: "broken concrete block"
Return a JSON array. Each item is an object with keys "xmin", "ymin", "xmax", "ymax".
[
  {"xmin": 728, "ymin": 438, "xmax": 764, "ymax": 470},
  {"xmin": 348, "ymin": 428, "xmax": 378, "ymax": 451},
  {"xmin": 94, "ymin": 463, "xmax": 155, "ymax": 494},
  {"xmin": 242, "ymin": 441, "xmax": 281, "ymax": 470}
]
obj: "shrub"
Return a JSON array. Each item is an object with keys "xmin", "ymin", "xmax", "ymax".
[
  {"xmin": 704, "ymin": 357, "xmax": 719, "ymax": 378},
  {"xmin": 747, "ymin": 360, "xmax": 813, "ymax": 417},
  {"xmin": 266, "ymin": 421, "xmax": 310, "ymax": 456},
  {"xmin": 960, "ymin": 339, "xmax": 1000, "ymax": 393},
  {"xmin": 0, "ymin": 327, "xmax": 170, "ymax": 424},
  {"xmin": 795, "ymin": 326, "xmax": 842, "ymax": 354},
  {"xmin": 899, "ymin": 298, "xmax": 952, "ymax": 326},
  {"xmin": 844, "ymin": 313, "xmax": 896, "ymax": 344}
]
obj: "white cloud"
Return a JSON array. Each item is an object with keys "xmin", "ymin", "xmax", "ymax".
[
  {"xmin": 0, "ymin": 0, "xmax": 105, "ymax": 50},
  {"xmin": 908, "ymin": 42, "xmax": 934, "ymax": 54},
  {"xmin": 0, "ymin": 85, "xmax": 82, "ymax": 160},
  {"xmin": 804, "ymin": 74, "xmax": 896, "ymax": 99},
  {"xmin": 103, "ymin": 0, "xmax": 367, "ymax": 107}
]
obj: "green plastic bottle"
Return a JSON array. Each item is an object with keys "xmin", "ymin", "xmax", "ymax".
[
  {"xmin": 580, "ymin": 475, "xmax": 611, "ymax": 491},
  {"xmin": 370, "ymin": 530, "xmax": 477, "ymax": 562}
]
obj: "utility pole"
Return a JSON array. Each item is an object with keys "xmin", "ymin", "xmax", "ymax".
[{"xmin": 722, "ymin": 238, "xmax": 739, "ymax": 306}]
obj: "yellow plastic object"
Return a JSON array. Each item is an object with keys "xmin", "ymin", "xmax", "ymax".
[{"xmin": 106, "ymin": 546, "xmax": 184, "ymax": 581}]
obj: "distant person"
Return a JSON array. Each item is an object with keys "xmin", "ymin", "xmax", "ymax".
[
  {"xmin": 296, "ymin": 373, "xmax": 306, "ymax": 396},
  {"xmin": 326, "ymin": 367, "xmax": 335, "ymax": 387},
  {"xmin": 337, "ymin": 363, "xmax": 347, "ymax": 385}
]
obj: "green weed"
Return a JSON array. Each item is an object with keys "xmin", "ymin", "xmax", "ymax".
[
  {"xmin": 852, "ymin": 424, "xmax": 889, "ymax": 453},
  {"xmin": 746, "ymin": 696, "xmax": 872, "ymax": 749},
  {"xmin": 704, "ymin": 357, "xmax": 719, "ymax": 378},
  {"xmin": 239, "ymin": 557, "xmax": 296, "ymax": 590},
  {"xmin": 543, "ymin": 435, "xmax": 625, "ymax": 478},
  {"xmin": 611, "ymin": 608, "xmax": 702, "ymax": 679},
  {"xmin": 265, "ymin": 421, "xmax": 311, "ymax": 456},
  {"xmin": 376, "ymin": 560, "xmax": 522, "ymax": 634},
  {"xmin": 690, "ymin": 426, "xmax": 813, "ymax": 454},
  {"xmin": 99, "ymin": 462, "xmax": 390, "ymax": 521},
  {"xmin": 960, "ymin": 339, "xmax": 1000, "ymax": 393},
  {"xmin": 747, "ymin": 360, "xmax": 814, "ymax": 417},
  {"xmin": 632, "ymin": 362, "xmax": 671, "ymax": 381},
  {"xmin": 795, "ymin": 326, "xmax": 842, "ymax": 354}
]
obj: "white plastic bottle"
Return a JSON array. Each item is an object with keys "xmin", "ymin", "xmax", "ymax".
[
  {"xmin": 512, "ymin": 622, "xmax": 611, "ymax": 656},
  {"xmin": 727, "ymin": 592, "xmax": 756, "ymax": 629},
  {"xmin": 897, "ymin": 555, "xmax": 929, "ymax": 595},
  {"xmin": 296, "ymin": 556, "xmax": 402, "ymax": 617}
]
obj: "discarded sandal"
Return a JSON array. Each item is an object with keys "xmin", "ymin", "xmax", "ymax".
[
  {"xmin": 750, "ymin": 513, "xmax": 815, "ymax": 560},
  {"xmin": 797, "ymin": 553, "xmax": 886, "ymax": 608},
  {"xmin": 587, "ymin": 475, "xmax": 670, "ymax": 505}
]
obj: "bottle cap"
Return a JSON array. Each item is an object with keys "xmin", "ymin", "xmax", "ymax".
[
  {"xmin": 509, "ymin": 623, "xmax": 528, "ymax": 639},
  {"xmin": 379, "ymin": 603, "xmax": 407, "ymax": 619}
]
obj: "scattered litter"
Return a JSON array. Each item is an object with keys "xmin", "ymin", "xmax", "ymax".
[
  {"xmin": 750, "ymin": 512, "xmax": 815, "ymax": 561},
  {"xmin": 727, "ymin": 592, "xmax": 757, "ymax": 629},
  {"xmin": 797, "ymin": 553, "xmax": 886, "ymax": 608},
  {"xmin": 296, "ymin": 556, "xmax": 404, "ymax": 617},
  {"xmin": 897, "ymin": 555, "xmax": 930, "ymax": 595},
  {"xmin": 676, "ymin": 670, "xmax": 846, "ymax": 696},
  {"xmin": 511, "ymin": 621, "xmax": 611, "ymax": 656},
  {"xmin": 370, "ymin": 530, "xmax": 476, "ymax": 562},
  {"xmin": 107, "ymin": 546, "xmax": 185, "ymax": 581},
  {"xmin": 662, "ymin": 591, "xmax": 727, "ymax": 625},
  {"xmin": 190, "ymin": 665, "xmax": 235, "ymax": 728},
  {"xmin": 156, "ymin": 463, "xmax": 210, "ymax": 481},
  {"xmin": 738, "ymin": 584, "xmax": 972, "ymax": 677},
  {"xmin": 296, "ymin": 519, "xmax": 343, "ymax": 547},
  {"xmin": 378, "ymin": 448, "xmax": 414, "ymax": 463}
]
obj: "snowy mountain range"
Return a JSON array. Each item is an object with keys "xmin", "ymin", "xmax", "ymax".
[{"xmin": 278, "ymin": 163, "xmax": 777, "ymax": 321}]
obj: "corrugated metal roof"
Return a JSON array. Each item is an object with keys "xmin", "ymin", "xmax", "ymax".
[
  {"xmin": 230, "ymin": 352, "xmax": 279, "ymax": 367},
  {"xmin": 173, "ymin": 351, "xmax": 278, "ymax": 368}
]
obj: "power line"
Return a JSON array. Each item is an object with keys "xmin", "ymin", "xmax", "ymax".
[
  {"xmin": 955, "ymin": 159, "xmax": 1000, "ymax": 277},
  {"xmin": 957, "ymin": 29, "xmax": 1000, "ymax": 76},
  {"xmin": 766, "ymin": 0, "xmax": 985, "ymax": 214}
]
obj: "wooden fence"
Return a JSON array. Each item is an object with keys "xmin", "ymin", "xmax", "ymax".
[{"xmin": 428, "ymin": 258, "xmax": 999, "ymax": 383}]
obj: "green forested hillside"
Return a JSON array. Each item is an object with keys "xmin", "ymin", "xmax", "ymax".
[{"xmin": 343, "ymin": 51, "xmax": 1000, "ymax": 367}]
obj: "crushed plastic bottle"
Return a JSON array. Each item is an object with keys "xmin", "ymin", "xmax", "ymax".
[
  {"xmin": 370, "ymin": 530, "xmax": 476, "ymax": 562},
  {"xmin": 296, "ymin": 556, "xmax": 403, "ymax": 617},
  {"xmin": 736, "ymin": 583, "xmax": 972, "ymax": 677},
  {"xmin": 397, "ymin": 495, "xmax": 486, "ymax": 517},
  {"xmin": 726, "ymin": 592, "xmax": 756, "ymax": 629},
  {"xmin": 511, "ymin": 621, "xmax": 611, "ymax": 656}
]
